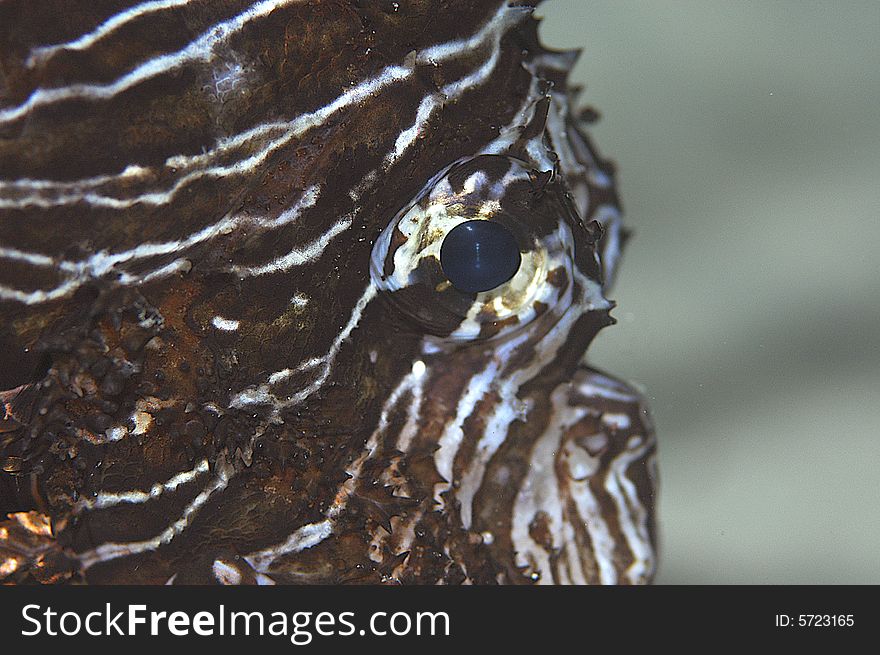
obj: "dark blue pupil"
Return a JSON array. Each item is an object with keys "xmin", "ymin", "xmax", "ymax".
[{"xmin": 440, "ymin": 220, "xmax": 521, "ymax": 294}]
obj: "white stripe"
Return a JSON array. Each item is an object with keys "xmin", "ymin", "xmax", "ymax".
[
  {"xmin": 562, "ymin": 520, "xmax": 589, "ymax": 585},
  {"xmin": 0, "ymin": 186, "xmax": 319, "ymax": 304},
  {"xmin": 361, "ymin": 370, "xmax": 429, "ymax": 567},
  {"xmin": 480, "ymin": 72, "xmax": 544, "ymax": 156},
  {"xmin": 576, "ymin": 373, "xmax": 638, "ymax": 403},
  {"xmin": 27, "ymin": 0, "xmax": 194, "ymax": 67},
  {"xmin": 419, "ymin": 4, "xmax": 528, "ymax": 62},
  {"xmin": 383, "ymin": 3, "xmax": 523, "ymax": 167},
  {"xmin": 510, "ymin": 398, "xmax": 570, "ymax": 584},
  {"xmin": 568, "ymin": 473, "xmax": 618, "ymax": 584},
  {"xmin": 529, "ymin": 50, "xmax": 579, "ymax": 72},
  {"xmin": 394, "ymin": 372, "xmax": 426, "ymax": 455},
  {"xmin": 542, "ymin": 95, "xmax": 587, "ymax": 179},
  {"xmin": 1, "ymin": 1, "xmax": 519, "ymax": 212},
  {"xmin": 456, "ymin": 267, "xmax": 603, "ymax": 529},
  {"xmin": 433, "ymin": 360, "xmax": 499, "ymax": 503},
  {"xmin": 78, "ymin": 455, "xmax": 234, "ymax": 569},
  {"xmin": 230, "ymin": 213, "xmax": 352, "ymax": 277},
  {"xmin": 212, "ymin": 558, "xmax": 242, "ymax": 585},
  {"xmin": 76, "ymin": 459, "xmax": 210, "ymax": 512},
  {"xmin": 1, "ymin": 0, "xmax": 306, "ymax": 124},
  {"xmin": 1, "ymin": 185, "xmax": 319, "ymax": 271},
  {"xmin": 0, "ymin": 247, "xmax": 57, "ymax": 267},
  {"xmin": 605, "ymin": 436, "xmax": 655, "ymax": 583},
  {"xmin": 229, "ymin": 283, "xmax": 377, "ymax": 411},
  {"xmin": 244, "ymin": 519, "xmax": 334, "ymax": 573},
  {"xmin": 243, "ymin": 368, "xmax": 425, "ymax": 573}
]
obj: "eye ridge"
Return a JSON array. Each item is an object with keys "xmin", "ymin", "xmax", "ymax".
[{"xmin": 439, "ymin": 219, "xmax": 522, "ymax": 294}]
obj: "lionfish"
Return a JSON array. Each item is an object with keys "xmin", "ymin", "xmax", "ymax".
[{"xmin": 0, "ymin": 0, "xmax": 656, "ymax": 585}]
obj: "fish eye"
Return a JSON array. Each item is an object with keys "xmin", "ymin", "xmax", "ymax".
[
  {"xmin": 370, "ymin": 154, "xmax": 577, "ymax": 341},
  {"xmin": 439, "ymin": 220, "xmax": 522, "ymax": 294}
]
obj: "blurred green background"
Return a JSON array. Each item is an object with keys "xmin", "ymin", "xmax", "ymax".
[{"xmin": 542, "ymin": 1, "xmax": 880, "ymax": 583}]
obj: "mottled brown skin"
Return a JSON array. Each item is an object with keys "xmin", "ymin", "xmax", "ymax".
[{"xmin": 0, "ymin": 1, "xmax": 655, "ymax": 584}]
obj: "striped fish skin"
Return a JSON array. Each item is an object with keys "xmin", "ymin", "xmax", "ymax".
[{"xmin": 0, "ymin": 0, "xmax": 656, "ymax": 584}]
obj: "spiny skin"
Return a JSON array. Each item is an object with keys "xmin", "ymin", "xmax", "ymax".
[{"xmin": 0, "ymin": 0, "xmax": 656, "ymax": 584}]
